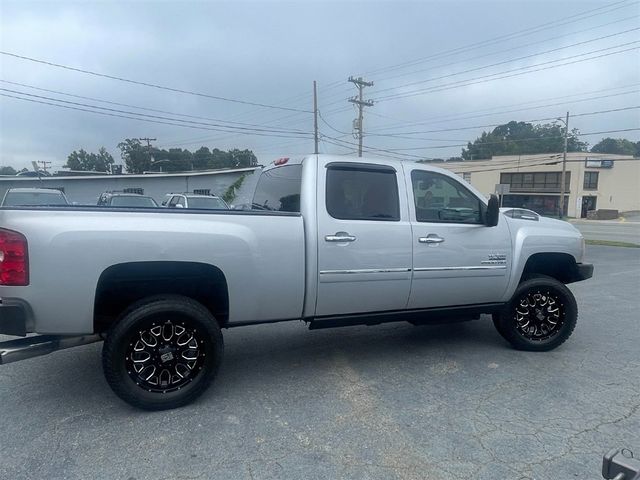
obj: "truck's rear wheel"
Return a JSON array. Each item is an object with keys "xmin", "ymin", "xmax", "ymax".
[
  {"xmin": 102, "ymin": 295, "xmax": 223, "ymax": 410},
  {"xmin": 493, "ymin": 276, "xmax": 577, "ymax": 351}
]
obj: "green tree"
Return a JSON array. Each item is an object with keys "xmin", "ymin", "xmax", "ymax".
[
  {"xmin": 0, "ymin": 166, "xmax": 17, "ymax": 175},
  {"xmin": 65, "ymin": 147, "xmax": 114, "ymax": 172},
  {"xmin": 229, "ymin": 149, "xmax": 258, "ymax": 168},
  {"xmin": 590, "ymin": 137, "xmax": 637, "ymax": 156},
  {"xmin": 192, "ymin": 146, "xmax": 211, "ymax": 170},
  {"xmin": 462, "ymin": 121, "xmax": 588, "ymax": 160},
  {"xmin": 118, "ymin": 138, "xmax": 151, "ymax": 174}
]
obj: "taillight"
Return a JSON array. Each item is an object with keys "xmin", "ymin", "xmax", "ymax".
[{"xmin": 0, "ymin": 228, "xmax": 29, "ymax": 286}]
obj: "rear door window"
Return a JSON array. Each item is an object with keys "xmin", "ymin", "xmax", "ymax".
[{"xmin": 326, "ymin": 164, "xmax": 400, "ymax": 221}]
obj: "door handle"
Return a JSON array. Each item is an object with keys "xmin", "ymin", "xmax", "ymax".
[
  {"xmin": 325, "ymin": 232, "xmax": 357, "ymax": 242},
  {"xmin": 418, "ymin": 235, "xmax": 444, "ymax": 244}
]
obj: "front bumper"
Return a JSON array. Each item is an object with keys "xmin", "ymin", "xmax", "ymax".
[{"xmin": 575, "ymin": 263, "xmax": 594, "ymax": 282}]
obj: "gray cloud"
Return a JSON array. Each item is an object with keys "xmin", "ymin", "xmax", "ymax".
[{"xmin": 1, "ymin": 0, "xmax": 639, "ymax": 171}]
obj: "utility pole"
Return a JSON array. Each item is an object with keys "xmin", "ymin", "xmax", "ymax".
[
  {"xmin": 138, "ymin": 137, "xmax": 156, "ymax": 151},
  {"xmin": 558, "ymin": 112, "xmax": 569, "ymax": 219},
  {"xmin": 37, "ymin": 160, "xmax": 51, "ymax": 173},
  {"xmin": 138, "ymin": 137, "xmax": 158, "ymax": 171},
  {"xmin": 313, "ymin": 81, "xmax": 319, "ymax": 155},
  {"xmin": 348, "ymin": 76, "xmax": 374, "ymax": 157}
]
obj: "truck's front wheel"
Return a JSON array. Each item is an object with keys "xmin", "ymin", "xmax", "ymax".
[
  {"xmin": 102, "ymin": 295, "xmax": 223, "ymax": 410},
  {"xmin": 493, "ymin": 276, "xmax": 577, "ymax": 351}
]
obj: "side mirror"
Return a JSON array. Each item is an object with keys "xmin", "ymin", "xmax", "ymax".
[{"xmin": 485, "ymin": 194, "xmax": 500, "ymax": 227}]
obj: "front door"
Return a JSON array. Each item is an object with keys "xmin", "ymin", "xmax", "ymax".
[
  {"xmin": 581, "ymin": 196, "xmax": 597, "ymax": 218},
  {"xmin": 315, "ymin": 160, "xmax": 413, "ymax": 317},
  {"xmin": 405, "ymin": 167, "xmax": 512, "ymax": 309}
]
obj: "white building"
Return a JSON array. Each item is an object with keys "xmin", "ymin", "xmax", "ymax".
[
  {"xmin": 439, "ymin": 152, "xmax": 640, "ymax": 218},
  {"xmin": 0, "ymin": 167, "xmax": 260, "ymax": 206}
]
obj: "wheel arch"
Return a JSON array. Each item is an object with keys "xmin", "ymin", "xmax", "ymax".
[
  {"xmin": 519, "ymin": 252, "xmax": 582, "ymax": 285},
  {"xmin": 94, "ymin": 261, "xmax": 229, "ymax": 333}
]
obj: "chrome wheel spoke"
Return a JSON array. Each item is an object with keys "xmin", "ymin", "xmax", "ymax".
[
  {"xmin": 126, "ymin": 319, "xmax": 204, "ymax": 393},
  {"xmin": 514, "ymin": 290, "xmax": 564, "ymax": 341}
]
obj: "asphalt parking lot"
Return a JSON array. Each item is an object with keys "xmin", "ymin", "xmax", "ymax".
[
  {"xmin": 571, "ymin": 219, "xmax": 640, "ymax": 245},
  {"xmin": 1, "ymin": 245, "xmax": 638, "ymax": 480}
]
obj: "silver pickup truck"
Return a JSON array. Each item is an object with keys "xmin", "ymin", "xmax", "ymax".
[{"xmin": 0, "ymin": 155, "xmax": 593, "ymax": 410}]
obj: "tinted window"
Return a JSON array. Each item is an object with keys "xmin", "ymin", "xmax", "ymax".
[
  {"xmin": 4, "ymin": 191, "xmax": 67, "ymax": 206},
  {"xmin": 411, "ymin": 170, "xmax": 482, "ymax": 224},
  {"xmin": 326, "ymin": 165, "xmax": 400, "ymax": 221},
  {"xmin": 110, "ymin": 195, "xmax": 157, "ymax": 207},
  {"xmin": 187, "ymin": 197, "xmax": 228, "ymax": 209},
  {"xmin": 252, "ymin": 165, "xmax": 302, "ymax": 212},
  {"xmin": 168, "ymin": 196, "xmax": 179, "ymax": 207}
]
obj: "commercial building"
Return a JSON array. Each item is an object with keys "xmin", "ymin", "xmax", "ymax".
[
  {"xmin": 0, "ymin": 167, "xmax": 259, "ymax": 206},
  {"xmin": 440, "ymin": 152, "xmax": 639, "ymax": 218}
]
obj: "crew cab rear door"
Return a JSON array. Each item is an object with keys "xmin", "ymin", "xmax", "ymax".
[
  {"xmin": 315, "ymin": 159, "xmax": 413, "ymax": 316},
  {"xmin": 405, "ymin": 166, "xmax": 512, "ymax": 309}
]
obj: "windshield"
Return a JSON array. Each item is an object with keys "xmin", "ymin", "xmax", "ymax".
[
  {"xmin": 110, "ymin": 195, "xmax": 157, "ymax": 207},
  {"xmin": 3, "ymin": 191, "xmax": 67, "ymax": 206},
  {"xmin": 186, "ymin": 197, "xmax": 228, "ymax": 209}
]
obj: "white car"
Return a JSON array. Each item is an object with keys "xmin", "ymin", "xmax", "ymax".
[
  {"xmin": 1, "ymin": 187, "xmax": 69, "ymax": 206},
  {"xmin": 162, "ymin": 192, "xmax": 229, "ymax": 210}
]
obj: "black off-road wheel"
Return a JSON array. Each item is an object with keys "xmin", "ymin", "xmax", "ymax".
[
  {"xmin": 493, "ymin": 276, "xmax": 578, "ymax": 351},
  {"xmin": 102, "ymin": 295, "xmax": 223, "ymax": 410}
]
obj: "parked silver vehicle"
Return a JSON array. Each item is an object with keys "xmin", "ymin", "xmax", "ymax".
[
  {"xmin": 162, "ymin": 193, "xmax": 229, "ymax": 210},
  {"xmin": 1, "ymin": 187, "xmax": 68, "ymax": 206},
  {"xmin": 97, "ymin": 192, "xmax": 158, "ymax": 208},
  {"xmin": 0, "ymin": 155, "xmax": 593, "ymax": 410}
]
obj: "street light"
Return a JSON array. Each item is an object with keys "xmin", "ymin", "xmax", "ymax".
[
  {"xmin": 556, "ymin": 112, "xmax": 569, "ymax": 219},
  {"xmin": 149, "ymin": 158, "xmax": 171, "ymax": 172}
]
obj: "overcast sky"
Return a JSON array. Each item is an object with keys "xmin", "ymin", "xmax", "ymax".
[{"xmin": 1, "ymin": 0, "xmax": 639, "ymax": 171}]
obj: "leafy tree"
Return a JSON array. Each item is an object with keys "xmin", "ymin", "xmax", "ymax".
[
  {"xmin": 590, "ymin": 137, "xmax": 637, "ymax": 156},
  {"xmin": 118, "ymin": 139, "xmax": 151, "ymax": 174},
  {"xmin": 192, "ymin": 146, "xmax": 212, "ymax": 170},
  {"xmin": 0, "ymin": 166, "xmax": 17, "ymax": 175},
  {"xmin": 65, "ymin": 147, "xmax": 114, "ymax": 172},
  {"xmin": 117, "ymin": 140, "xmax": 258, "ymax": 173},
  {"xmin": 462, "ymin": 121, "xmax": 588, "ymax": 160},
  {"xmin": 152, "ymin": 148, "xmax": 194, "ymax": 172},
  {"xmin": 229, "ymin": 149, "xmax": 258, "ymax": 168}
]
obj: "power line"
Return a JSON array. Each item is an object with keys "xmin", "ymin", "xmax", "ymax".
[
  {"xmin": 371, "ymin": 14, "xmax": 640, "ymax": 85},
  {"xmin": 0, "ymin": 93, "xmax": 315, "ymax": 140},
  {"xmin": 360, "ymin": 0, "xmax": 636, "ymax": 78},
  {"xmin": 368, "ymin": 108, "xmax": 640, "ymax": 138},
  {"xmin": 316, "ymin": 16, "xmax": 640, "ymax": 112},
  {"xmin": 0, "ymin": 51, "xmax": 314, "ymax": 114},
  {"xmin": 318, "ymin": 43, "xmax": 639, "ymax": 114},
  {"xmin": 319, "ymin": 110, "xmax": 467, "ymax": 142},
  {"xmin": 373, "ymin": 27, "xmax": 640, "ymax": 96},
  {"xmin": 0, "ymin": 79, "xmax": 311, "ymax": 133},
  {"xmin": 0, "ymin": 88, "xmax": 313, "ymax": 136},
  {"xmin": 367, "ymin": 86, "xmax": 640, "ymax": 133},
  {"xmin": 375, "ymin": 41, "xmax": 640, "ymax": 102}
]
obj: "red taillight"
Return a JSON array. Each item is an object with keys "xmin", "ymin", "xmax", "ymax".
[
  {"xmin": 0, "ymin": 228, "xmax": 29, "ymax": 286},
  {"xmin": 273, "ymin": 157, "xmax": 289, "ymax": 166}
]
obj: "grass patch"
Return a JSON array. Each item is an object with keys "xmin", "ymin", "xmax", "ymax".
[{"xmin": 585, "ymin": 239, "xmax": 640, "ymax": 248}]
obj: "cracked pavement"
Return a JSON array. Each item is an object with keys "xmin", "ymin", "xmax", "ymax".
[{"xmin": 0, "ymin": 245, "xmax": 638, "ymax": 479}]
